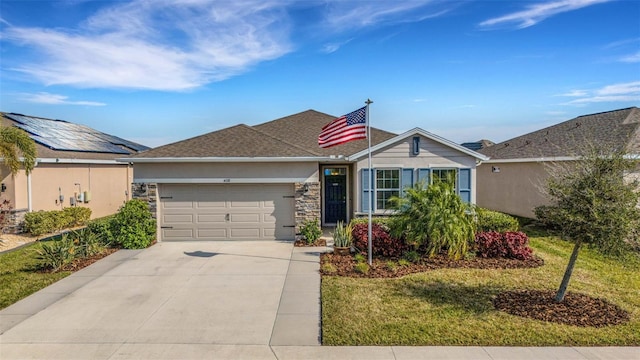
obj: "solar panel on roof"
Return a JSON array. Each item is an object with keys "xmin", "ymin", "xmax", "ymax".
[{"xmin": 5, "ymin": 113, "xmax": 148, "ymax": 154}]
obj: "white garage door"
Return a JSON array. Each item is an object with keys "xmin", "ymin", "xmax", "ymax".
[{"xmin": 160, "ymin": 184, "xmax": 295, "ymax": 241}]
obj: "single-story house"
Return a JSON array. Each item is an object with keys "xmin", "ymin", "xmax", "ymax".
[
  {"xmin": 125, "ymin": 109, "xmax": 488, "ymax": 242},
  {"xmin": 476, "ymin": 107, "xmax": 640, "ymax": 218},
  {"xmin": 0, "ymin": 112, "xmax": 149, "ymax": 232}
]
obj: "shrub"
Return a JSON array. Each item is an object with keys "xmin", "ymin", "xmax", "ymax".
[
  {"xmin": 300, "ymin": 218, "xmax": 322, "ymax": 244},
  {"xmin": 35, "ymin": 235, "xmax": 76, "ymax": 271},
  {"xmin": 475, "ymin": 231, "xmax": 533, "ymax": 260},
  {"xmin": 354, "ymin": 262, "xmax": 370, "ymax": 275},
  {"xmin": 321, "ymin": 262, "xmax": 337, "ymax": 274},
  {"xmin": 386, "ymin": 261, "xmax": 398, "ymax": 272},
  {"xmin": 24, "ymin": 211, "xmax": 57, "ymax": 236},
  {"xmin": 111, "ymin": 199, "xmax": 156, "ymax": 249},
  {"xmin": 63, "ymin": 207, "xmax": 92, "ymax": 227},
  {"xmin": 354, "ymin": 253, "xmax": 366, "ymax": 263},
  {"xmin": 398, "ymin": 259, "xmax": 411, "ymax": 267},
  {"xmin": 25, "ymin": 207, "xmax": 92, "ymax": 236},
  {"xmin": 349, "ymin": 217, "xmax": 392, "ymax": 228},
  {"xmin": 70, "ymin": 228, "xmax": 104, "ymax": 258},
  {"xmin": 403, "ymin": 250, "xmax": 421, "ymax": 263},
  {"xmin": 87, "ymin": 216, "xmax": 115, "ymax": 246},
  {"xmin": 352, "ymin": 222, "xmax": 407, "ymax": 258},
  {"xmin": 476, "ymin": 208, "xmax": 519, "ymax": 233}
]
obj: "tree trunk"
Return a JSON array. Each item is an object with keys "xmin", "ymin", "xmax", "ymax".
[{"xmin": 555, "ymin": 240, "xmax": 582, "ymax": 302}]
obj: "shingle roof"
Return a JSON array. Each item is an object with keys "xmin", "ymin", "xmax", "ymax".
[
  {"xmin": 132, "ymin": 109, "xmax": 398, "ymax": 159},
  {"xmin": 479, "ymin": 107, "xmax": 640, "ymax": 160},
  {"xmin": 1, "ymin": 113, "xmax": 148, "ymax": 160}
]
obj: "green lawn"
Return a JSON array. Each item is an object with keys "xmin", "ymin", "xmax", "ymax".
[
  {"xmin": 321, "ymin": 234, "xmax": 640, "ymax": 346},
  {"xmin": 0, "ymin": 243, "xmax": 71, "ymax": 310}
]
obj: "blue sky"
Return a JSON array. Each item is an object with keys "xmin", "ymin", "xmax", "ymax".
[{"xmin": 1, "ymin": 0, "xmax": 639, "ymax": 148}]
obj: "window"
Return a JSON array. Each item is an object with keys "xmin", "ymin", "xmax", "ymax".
[
  {"xmin": 432, "ymin": 168, "xmax": 457, "ymax": 187},
  {"xmin": 375, "ymin": 169, "xmax": 399, "ymax": 210}
]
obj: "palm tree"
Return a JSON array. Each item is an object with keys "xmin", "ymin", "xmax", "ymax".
[{"xmin": 0, "ymin": 125, "xmax": 37, "ymax": 176}]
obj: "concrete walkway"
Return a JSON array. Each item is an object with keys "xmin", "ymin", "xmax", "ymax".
[{"xmin": 0, "ymin": 241, "xmax": 637, "ymax": 359}]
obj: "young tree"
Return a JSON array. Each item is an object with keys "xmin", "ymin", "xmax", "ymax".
[
  {"xmin": 0, "ymin": 125, "xmax": 37, "ymax": 176},
  {"xmin": 535, "ymin": 147, "xmax": 640, "ymax": 302}
]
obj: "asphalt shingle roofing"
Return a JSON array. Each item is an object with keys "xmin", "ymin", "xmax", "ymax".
[
  {"xmin": 133, "ymin": 110, "xmax": 398, "ymax": 158},
  {"xmin": 479, "ymin": 107, "xmax": 640, "ymax": 160}
]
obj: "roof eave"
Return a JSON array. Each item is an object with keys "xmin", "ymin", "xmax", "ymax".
[
  {"xmin": 347, "ymin": 128, "xmax": 490, "ymax": 161},
  {"xmin": 119, "ymin": 156, "xmax": 339, "ymax": 163}
]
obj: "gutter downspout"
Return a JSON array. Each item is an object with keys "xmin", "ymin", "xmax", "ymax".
[{"xmin": 27, "ymin": 161, "xmax": 38, "ymax": 212}]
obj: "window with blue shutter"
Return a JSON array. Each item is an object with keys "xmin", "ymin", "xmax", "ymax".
[
  {"xmin": 361, "ymin": 168, "xmax": 373, "ymax": 212},
  {"xmin": 417, "ymin": 168, "xmax": 430, "ymax": 189},
  {"xmin": 401, "ymin": 168, "xmax": 413, "ymax": 196},
  {"xmin": 458, "ymin": 168, "xmax": 472, "ymax": 203}
]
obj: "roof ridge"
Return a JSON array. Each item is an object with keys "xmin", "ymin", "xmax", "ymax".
[{"xmin": 575, "ymin": 106, "xmax": 637, "ymax": 119}]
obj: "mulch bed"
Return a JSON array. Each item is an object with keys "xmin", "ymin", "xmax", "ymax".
[
  {"xmin": 294, "ymin": 239, "xmax": 327, "ymax": 247},
  {"xmin": 38, "ymin": 248, "xmax": 120, "ymax": 273},
  {"xmin": 320, "ymin": 252, "xmax": 544, "ymax": 278},
  {"xmin": 494, "ymin": 290, "xmax": 630, "ymax": 327}
]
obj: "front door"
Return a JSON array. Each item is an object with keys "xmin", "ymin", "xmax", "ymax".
[{"xmin": 324, "ymin": 168, "xmax": 347, "ymax": 224}]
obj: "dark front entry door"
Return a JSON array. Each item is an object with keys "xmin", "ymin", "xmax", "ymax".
[{"xmin": 325, "ymin": 174, "xmax": 347, "ymax": 224}]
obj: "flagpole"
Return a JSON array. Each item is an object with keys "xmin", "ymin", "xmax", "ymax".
[{"xmin": 365, "ymin": 99, "xmax": 373, "ymax": 266}]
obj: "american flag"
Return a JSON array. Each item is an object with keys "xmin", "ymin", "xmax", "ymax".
[{"xmin": 318, "ymin": 106, "xmax": 367, "ymax": 148}]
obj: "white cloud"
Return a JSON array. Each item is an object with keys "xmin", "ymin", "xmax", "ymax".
[
  {"xmin": 322, "ymin": 1, "xmax": 451, "ymax": 32},
  {"xmin": 479, "ymin": 0, "xmax": 612, "ymax": 29},
  {"xmin": 561, "ymin": 81, "xmax": 640, "ymax": 105},
  {"xmin": 556, "ymin": 89, "xmax": 588, "ymax": 97},
  {"xmin": 2, "ymin": 0, "xmax": 292, "ymax": 90},
  {"xmin": 322, "ymin": 38, "xmax": 353, "ymax": 54},
  {"xmin": 619, "ymin": 51, "xmax": 640, "ymax": 63},
  {"xmin": 19, "ymin": 92, "xmax": 106, "ymax": 106}
]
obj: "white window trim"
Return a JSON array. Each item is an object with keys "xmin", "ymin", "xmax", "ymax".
[{"xmin": 374, "ymin": 168, "xmax": 401, "ymax": 212}]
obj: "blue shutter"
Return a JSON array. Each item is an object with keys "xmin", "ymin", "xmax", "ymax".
[
  {"xmin": 361, "ymin": 168, "xmax": 372, "ymax": 211},
  {"xmin": 459, "ymin": 168, "xmax": 471, "ymax": 203},
  {"xmin": 401, "ymin": 168, "xmax": 413, "ymax": 196},
  {"xmin": 417, "ymin": 168, "xmax": 430, "ymax": 189}
]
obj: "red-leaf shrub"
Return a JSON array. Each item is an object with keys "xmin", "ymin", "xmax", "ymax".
[
  {"xmin": 475, "ymin": 231, "xmax": 533, "ymax": 260},
  {"xmin": 351, "ymin": 223, "xmax": 407, "ymax": 258}
]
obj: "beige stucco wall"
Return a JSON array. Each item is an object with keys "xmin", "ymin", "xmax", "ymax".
[
  {"xmin": 9, "ymin": 163, "xmax": 133, "ymax": 219},
  {"xmin": 133, "ymin": 162, "xmax": 320, "ymax": 183},
  {"xmin": 476, "ymin": 161, "xmax": 554, "ymax": 218},
  {"xmin": 355, "ymin": 135, "xmax": 479, "ymax": 213}
]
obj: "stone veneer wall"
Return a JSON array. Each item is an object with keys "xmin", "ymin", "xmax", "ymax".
[
  {"xmin": 294, "ymin": 182, "xmax": 320, "ymax": 236},
  {"xmin": 1, "ymin": 208, "xmax": 27, "ymax": 234},
  {"xmin": 131, "ymin": 183, "xmax": 157, "ymax": 219}
]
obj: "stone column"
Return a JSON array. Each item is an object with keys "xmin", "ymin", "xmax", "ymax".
[
  {"xmin": 131, "ymin": 182, "xmax": 157, "ymax": 219},
  {"xmin": 294, "ymin": 182, "xmax": 320, "ymax": 235}
]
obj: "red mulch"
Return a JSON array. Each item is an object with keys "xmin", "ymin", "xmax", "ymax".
[
  {"xmin": 494, "ymin": 290, "xmax": 630, "ymax": 327},
  {"xmin": 320, "ymin": 252, "xmax": 544, "ymax": 278},
  {"xmin": 294, "ymin": 238, "xmax": 327, "ymax": 247}
]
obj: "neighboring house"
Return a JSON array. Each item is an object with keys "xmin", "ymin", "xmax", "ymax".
[
  {"xmin": 477, "ymin": 107, "xmax": 640, "ymax": 218},
  {"xmin": 126, "ymin": 109, "xmax": 488, "ymax": 242},
  {"xmin": 0, "ymin": 112, "xmax": 149, "ymax": 231},
  {"xmin": 461, "ymin": 139, "xmax": 495, "ymax": 152}
]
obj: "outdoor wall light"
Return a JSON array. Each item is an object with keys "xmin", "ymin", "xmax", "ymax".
[
  {"xmin": 1, "ymin": 183, "xmax": 5, "ymax": 192},
  {"xmin": 303, "ymin": 183, "xmax": 310, "ymax": 193},
  {"xmin": 492, "ymin": 166, "xmax": 501, "ymax": 173}
]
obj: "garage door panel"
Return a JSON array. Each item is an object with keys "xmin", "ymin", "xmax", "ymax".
[
  {"xmin": 197, "ymin": 214, "xmax": 226, "ymax": 224},
  {"xmin": 198, "ymin": 228, "xmax": 228, "ymax": 238},
  {"xmin": 230, "ymin": 228, "xmax": 261, "ymax": 238},
  {"xmin": 160, "ymin": 183, "xmax": 295, "ymax": 241},
  {"xmin": 163, "ymin": 228, "xmax": 194, "ymax": 239},
  {"xmin": 164, "ymin": 214, "xmax": 193, "ymax": 223}
]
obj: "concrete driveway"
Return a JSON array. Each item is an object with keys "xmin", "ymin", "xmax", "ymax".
[{"xmin": 0, "ymin": 241, "xmax": 323, "ymax": 359}]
